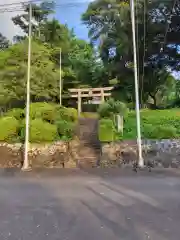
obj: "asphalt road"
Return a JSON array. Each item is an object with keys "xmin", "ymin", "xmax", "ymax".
[{"xmin": 0, "ymin": 169, "xmax": 180, "ymax": 240}]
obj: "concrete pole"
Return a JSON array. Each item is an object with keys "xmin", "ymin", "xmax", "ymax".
[
  {"xmin": 130, "ymin": 0, "xmax": 144, "ymax": 167},
  {"xmin": 22, "ymin": 2, "xmax": 32, "ymax": 170},
  {"xmin": 59, "ymin": 48, "xmax": 62, "ymax": 106}
]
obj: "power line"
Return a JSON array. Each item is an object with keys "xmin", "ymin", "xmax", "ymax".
[
  {"xmin": 0, "ymin": 0, "xmax": 42, "ymax": 8},
  {"xmin": 0, "ymin": 1, "xmax": 91, "ymax": 13},
  {"xmin": 0, "ymin": 0, "xmax": 91, "ymax": 8}
]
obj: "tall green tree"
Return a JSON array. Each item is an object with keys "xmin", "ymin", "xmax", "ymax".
[
  {"xmin": 82, "ymin": 0, "xmax": 180, "ymax": 106},
  {"xmin": 0, "ymin": 41, "xmax": 59, "ymax": 105}
]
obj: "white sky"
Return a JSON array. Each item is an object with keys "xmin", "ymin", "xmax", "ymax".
[
  {"xmin": 0, "ymin": 0, "xmax": 93, "ymax": 41},
  {"xmin": 0, "ymin": 0, "xmax": 28, "ymax": 40}
]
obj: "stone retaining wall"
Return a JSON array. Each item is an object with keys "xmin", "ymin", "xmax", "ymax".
[
  {"xmin": 101, "ymin": 140, "xmax": 180, "ymax": 168},
  {"xmin": 0, "ymin": 140, "xmax": 79, "ymax": 168},
  {"xmin": 0, "ymin": 139, "xmax": 180, "ymax": 168}
]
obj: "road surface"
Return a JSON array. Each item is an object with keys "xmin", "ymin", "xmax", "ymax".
[{"xmin": 0, "ymin": 169, "xmax": 180, "ymax": 240}]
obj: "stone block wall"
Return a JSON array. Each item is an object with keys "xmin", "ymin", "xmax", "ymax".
[
  {"xmin": 0, "ymin": 140, "xmax": 79, "ymax": 168},
  {"xmin": 0, "ymin": 139, "xmax": 180, "ymax": 169},
  {"xmin": 101, "ymin": 140, "xmax": 180, "ymax": 168}
]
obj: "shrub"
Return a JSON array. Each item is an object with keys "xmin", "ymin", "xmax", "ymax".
[
  {"xmin": 28, "ymin": 102, "xmax": 57, "ymax": 123},
  {"xmin": 151, "ymin": 125, "xmax": 177, "ymax": 139},
  {"xmin": 21, "ymin": 119, "xmax": 57, "ymax": 143},
  {"xmin": 65, "ymin": 108, "xmax": 78, "ymax": 122},
  {"xmin": 142, "ymin": 124, "xmax": 154, "ymax": 138},
  {"xmin": 102, "ymin": 109, "xmax": 180, "ymax": 140},
  {"xmin": 124, "ymin": 109, "xmax": 180, "ymax": 139},
  {"xmin": 98, "ymin": 102, "xmax": 111, "ymax": 118},
  {"xmin": 99, "ymin": 119, "xmax": 115, "ymax": 142},
  {"xmin": 98, "ymin": 98, "xmax": 128, "ymax": 118},
  {"xmin": 57, "ymin": 107, "xmax": 78, "ymax": 122},
  {"xmin": 0, "ymin": 117, "xmax": 19, "ymax": 141},
  {"xmin": 56, "ymin": 120, "xmax": 75, "ymax": 139},
  {"xmin": 6, "ymin": 108, "xmax": 24, "ymax": 120}
]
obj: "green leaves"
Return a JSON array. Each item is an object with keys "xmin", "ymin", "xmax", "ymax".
[
  {"xmin": 82, "ymin": 0, "xmax": 180, "ymax": 105},
  {"xmin": 0, "ymin": 40, "xmax": 59, "ymax": 104},
  {"xmin": 98, "ymin": 98, "xmax": 128, "ymax": 118}
]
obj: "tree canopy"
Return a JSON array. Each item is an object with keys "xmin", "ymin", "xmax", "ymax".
[
  {"xmin": 0, "ymin": 0, "xmax": 180, "ymax": 110},
  {"xmin": 82, "ymin": 0, "xmax": 180, "ymax": 106}
]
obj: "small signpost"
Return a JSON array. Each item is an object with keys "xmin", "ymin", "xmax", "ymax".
[
  {"xmin": 116, "ymin": 115, "xmax": 124, "ymax": 135},
  {"xmin": 68, "ymin": 87, "xmax": 113, "ymax": 115}
]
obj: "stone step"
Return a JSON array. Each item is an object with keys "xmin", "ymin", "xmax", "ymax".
[{"xmin": 76, "ymin": 117, "xmax": 101, "ymax": 168}]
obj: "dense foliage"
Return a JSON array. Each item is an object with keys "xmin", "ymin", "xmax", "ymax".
[
  {"xmin": 0, "ymin": 103, "xmax": 77, "ymax": 143},
  {"xmin": 98, "ymin": 98, "xmax": 128, "ymax": 118},
  {"xmin": 1, "ymin": 1, "xmax": 180, "ymax": 143},
  {"xmin": 1, "ymin": 0, "xmax": 180, "ymax": 109},
  {"xmin": 99, "ymin": 109, "xmax": 180, "ymax": 141},
  {"xmin": 82, "ymin": 0, "xmax": 180, "ymax": 107}
]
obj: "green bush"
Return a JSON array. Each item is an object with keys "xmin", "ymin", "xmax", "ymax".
[
  {"xmin": 28, "ymin": 102, "xmax": 57, "ymax": 123},
  {"xmin": 98, "ymin": 98, "xmax": 127, "ymax": 118},
  {"xmin": 21, "ymin": 119, "xmax": 57, "ymax": 143},
  {"xmin": 57, "ymin": 107, "xmax": 78, "ymax": 122},
  {"xmin": 142, "ymin": 123, "xmax": 154, "ymax": 138},
  {"xmin": 151, "ymin": 125, "xmax": 177, "ymax": 139},
  {"xmin": 99, "ymin": 119, "xmax": 115, "ymax": 142},
  {"xmin": 56, "ymin": 120, "xmax": 75, "ymax": 140},
  {"xmin": 0, "ymin": 117, "xmax": 19, "ymax": 141},
  {"xmin": 124, "ymin": 109, "xmax": 180, "ymax": 139},
  {"xmin": 65, "ymin": 108, "xmax": 78, "ymax": 122},
  {"xmin": 6, "ymin": 108, "xmax": 24, "ymax": 120},
  {"xmin": 98, "ymin": 102, "xmax": 111, "ymax": 118},
  {"xmin": 100, "ymin": 109, "xmax": 180, "ymax": 140}
]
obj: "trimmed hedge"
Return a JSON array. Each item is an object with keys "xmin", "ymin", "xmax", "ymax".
[
  {"xmin": 57, "ymin": 107, "xmax": 78, "ymax": 122},
  {"xmin": 5, "ymin": 108, "xmax": 24, "ymax": 120},
  {"xmin": 20, "ymin": 119, "xmax": 58, "ymax": 143},
  {"xmin": 98, "ymin": 99, "xmax": 128, "ymax": 118},
  {"xmin": 28, "ymin": 102, "xmax": 57, "ymax": 123},
  {"xmin": 99, "ymin": 119, "xmax": 114, "ymax": 142},
  {"xmin": 0, "ymin": 117, "xmax": 19, "ymax": 141},
  {"xmin": 3, "ymin": 104, "xmax": 180, "ymax": 142},
  {"xmin": 3, "ymin": 103, "xmax": 78, "ymax": 142},
  {"xmin": 100, "ymin": 109, "xmax": 180, "ymax": 140},
  {"xmin": 56, "ymin": 120, "xmax": 75, "ymax": 140}
]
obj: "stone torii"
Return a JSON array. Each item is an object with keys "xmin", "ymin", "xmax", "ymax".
[{"xmin": 68, "ymin": 87, "xmax": 113, "ymax": 115}]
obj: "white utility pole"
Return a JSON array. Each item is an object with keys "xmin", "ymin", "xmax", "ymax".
[
  {"xmin": 22, "ymin": 2, "xmax": 32, "ymax": 170},
  {"xmin": 59, "ymin": 48, "xmax": 62, "ymax": 106},
  {"xmin": 130, "ymin": 0, "xmax": 144, "ymax": 167}
]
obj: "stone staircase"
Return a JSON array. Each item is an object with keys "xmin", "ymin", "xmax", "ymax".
[{"xmin": 76, "ymin": 117, "xmax": 101, "ymax": 168}]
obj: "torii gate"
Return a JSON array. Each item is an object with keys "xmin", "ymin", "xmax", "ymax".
[{"xmin": 68, "ymin": 87, "xmax": 113, "ymax": 115}]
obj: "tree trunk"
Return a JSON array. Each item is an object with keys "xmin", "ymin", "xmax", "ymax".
[{"xmin": 149, "ymin": 93, "xmax": 157, "ymax": 109}]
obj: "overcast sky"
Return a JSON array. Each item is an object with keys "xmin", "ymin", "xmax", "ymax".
[
  {"xmin": 0, "ymin": 0, "xmax": 92, "ymax": 41},
  {"xmin": 0, "ymin": 0, "xmax": 27, "ymax": 40}
]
